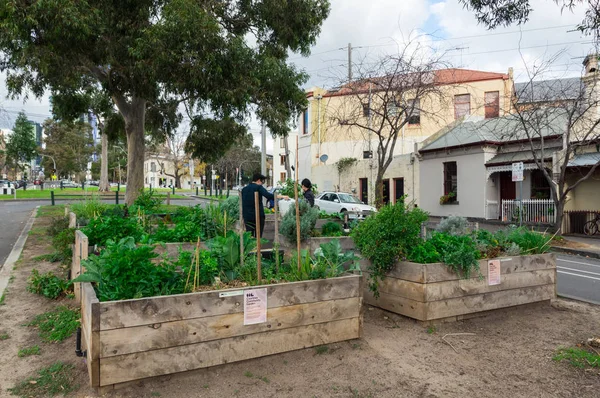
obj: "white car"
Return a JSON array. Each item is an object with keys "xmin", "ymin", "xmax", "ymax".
[
  {"xmin": 277, "ymin": 192, "xmax": 376, "ymax": 219},
  {"xmin": 315, "ymin": 192, "xmax": 376, "ymax": 219}
]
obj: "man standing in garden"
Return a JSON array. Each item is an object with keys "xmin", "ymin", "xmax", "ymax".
[{"xmin": 242, "ymin": 173, "xmax": 288, "ymax": 237}]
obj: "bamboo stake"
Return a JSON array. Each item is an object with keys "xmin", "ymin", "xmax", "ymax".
[
  {"xmin": 274, "ymin": 190, "xmax": 280, "ymax": 273},
  {"xmin": 194, "ymin": 238, "xmax": 200, "ymax": 290},
  {"xmin": 254, "ymin": 191, "xmax": 262, "ymax": 282},
  {"xmin": 239, "ymin": 190, "xmax": 244, "ymax": 267},
  {"xmin": 295, "ymin": 135, "xmax": 301, "ymax": 271}
]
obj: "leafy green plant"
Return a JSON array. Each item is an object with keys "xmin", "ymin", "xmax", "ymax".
[
  {"xmin": 436, "ymin": 216, "xmax": 469, "ymax": 236},
  {"xmin": 47, "ymin": 216, "xmax": 69, "ymax": 238},
  {"xmin": 27, "ymin": 306, "xmax": 80, "ymax": 343},
  {"xmin": 321, "ymin": 221, "xmax": 343, "ymax": 237},
  {"xmin": 506, "ymin": 227, "xmax": 552, "ymax": 254},
  {"xmin": 8, "ymin": 361, "xmax": 77, "ymax": 397},
  {"xmin": 408, "ymin": 240, "xmax": 441, "ymax": 264},
  {"xmin": 276, "ymin": 178, "xmax": 317, "ymax": 197},
  {"xmin": 311, "ymin": 239, "xmax": 360, "ymax": 278},
  {"xmin": 439, "ymin": 191, "xmax": 456, "ymax": 204},
  {"xmin": 73, "ymin": 237, "xmax": 184, "ymax": 301},
  {"xmin": 280, "ymin": 200, "xmax": 319, "ymax": 244},
  {"xmin": 82, "ymin": 216, "xmax": 143, "ymax": 246},
  {"xmin": 131, "ymin": 189, "xmax": 162, "ymax": 214},
  {"xmin": 553, "ymin": 347, "xmax": 600, "ymax": 369},
  {"xmin": 27, "ymin": 270, "xmax": 71, "ymax": 299},
  {"xmin": 220, "ymin": 195, "xmax": 240, "ymax": 221},
  {"xmin": 51, "ymin": 228, "xmax": 75, "ymax": 264},
  {"xmin": 209, "ymin": 232, "xmax": 257, "ymax": 282},
  {"xmin": 0, "ymin": 332, "xmax": 9, "ymax": 340},
  {"xmin": 18, "ymin": 345, "xmax": 41, "ymax": 357},
  {"xmin": 70, "ymin": 196, "xmax": 108, "ymax": 220},
  {"xmin": 352, "ymin": 202, "xmax": 428, "ymax": 296}
]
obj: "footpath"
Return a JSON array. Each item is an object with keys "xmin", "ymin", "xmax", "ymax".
[{"xmin": 551, "ymin": 235, "xmax": 600, "ymax": 259}]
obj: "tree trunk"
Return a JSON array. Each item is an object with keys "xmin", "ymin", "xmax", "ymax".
[
  {"xmin": 283, "ymin": 137, "xmax": 292, "ymax": 177},
  {"xmin": 99, "ymin": 133, "xmax": 110, "ymax": 192},
  {"xmin": 555, "ymin": 198, "xmax": 566, "ymax": 235},
  {"xmin": 123, "ymin": 98, "xmax": 146, "ymax": 205},
  {"xmin": 375, "ymin": 170, "xmax": 385, "ymax": 209},
  {"xmin": 175, "ymin": 173, "xmax": 181, "ymax": 189}
]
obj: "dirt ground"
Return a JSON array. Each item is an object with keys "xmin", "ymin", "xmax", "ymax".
[{"xmin": 1, "ymin": 209, "xmax": 599, "ymax": 398}]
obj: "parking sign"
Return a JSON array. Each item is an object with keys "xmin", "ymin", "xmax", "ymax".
[{"xmin": 512, "ymin": 162, "xmax": 524, "ymax": 182}]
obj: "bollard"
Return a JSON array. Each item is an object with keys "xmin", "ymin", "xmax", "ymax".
[
  {"xmin": 23, "ymin": 181, "xmax": 27, "ymax": 191},
  {"xmin": 172, "ymin": 185, "xmax": 175, "ymax": 195},
  {"xmin": 82, "ymin": 181, "xmax": 85, "ymax": 190},
  {"xmin": 210, "ymin": 186, "xmax": 212, "ymax": 196},
  {"xmin": 51, "ymin": 191, "xmax": 55, "ymax": 206},
  {"xmin": 196, "ymin": 187, "xmax": 199, "ymax": 196},
  {"xmin": 227, "ymin": 189, "xmax": 230, "ymax": 198},
  {"xmin": 117, "ymin": 182, "xmax": 120, "ymax": 192},
  {"xmin": 115, "ymin": 190, "xmax": 119, "ymax": 205},
  {"xmin": 167, "ymin": 192, "xmax": 171, "ymax": 205},
  {"xmin": 204, "ymin": 186, "xmax": 207, "ymax": 196},
  {"xmin": 60, "ymin": 180, "xmax": 63, "ymax": 190}
]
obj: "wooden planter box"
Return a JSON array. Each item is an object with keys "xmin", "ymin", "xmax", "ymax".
[
  {"xmin": 362, "ymin": 253, "xmax": 556, "ymax": 322},
  {"xmin": 80, "ymin": 274, "xmax": 363, "ymax": 392}
]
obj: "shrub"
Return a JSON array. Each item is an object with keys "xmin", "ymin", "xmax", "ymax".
[
  {"xmin": 408, "ymin": 233, "xmax": 481, "ymax": 278},
  {"xmin": 82, "ymin": 216, "xmax": 143, "ymax": 246},
  {"xmin": 27, "ymin": 270, "xmax": 71, "ymax": 299},
  {"xmin": 280, "ymin": 200, "xmax": 319, "ymax": 244},
  {"xmin": 70, "ymin": 196, "xmax": 108, "ymax": 220},
  {"xmin": 436, "ymin": 216, "xmax": 469, "ymax": 236},
  {"xmin": 506, "ymin": 227, "xmax": 552, "ymax": 254},
  {"xmin": 47, "ymin": 217, "xmax": 69, "ymax": 238},
  {"xmin": 131, "ymin": 189, "xmax": 162, "ymax": 213},
  {"xmin": 321, "ymin": 221, "xmax": 343, "ymax": 237},
  {"xmin": 352, "ymin": 202, "xmax": 428, "ymax": 295},
  {"xmin": 220, "ymin": 196, "xmax": 240, "ymax": 221}
]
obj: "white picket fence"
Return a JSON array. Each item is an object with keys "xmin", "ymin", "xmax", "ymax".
[{"xmin": 501, "ymin": 199, "xmax": 556, "ymax": 224}]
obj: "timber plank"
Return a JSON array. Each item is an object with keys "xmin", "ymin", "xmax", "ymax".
[
  {"xmin": 99, "ymin": 318, "xmax": 360, "ymax": 386},
  {"xmin": 362, "ymin": 271, "xmax": 426, "ymax": 301},
  {"xmin": 425, "ymin": 269, "xmax": 556, "ymax": 301},
  {"xmin": 99, "ymin": 297, "xmax": 360, "ymax": 357},
  {"xmin": 99, "ymin": 275, "xmax": 360, "ymax": 330},
  {"xmin": 81, "ymin": 283, "xmax": 98, "ymax": 386},
  {"xmin": 425, "ymin": 253, "xmax": 555, "ymax": 282},
  {"xmin": 364, "ymin": 290, "xmax": 426, "ymax": 320},
  {"xmin": 426, "ymin": 284, "xmax": 555, "ymax": 320},
  {"xmin": 359, "ymin": 259, "xmax": 425, "ymax": 283}
]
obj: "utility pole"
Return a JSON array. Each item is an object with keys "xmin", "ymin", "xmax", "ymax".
[
  {"xmin": 261, "ymin": 122, "xmax": 267, "ymax": 178},
  {"xmin": 348, "ymin": 42, "xmax": 352, "ymax": 81}
]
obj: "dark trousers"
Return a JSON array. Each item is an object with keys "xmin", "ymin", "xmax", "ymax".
[{"xmin": 244, "ymin": 217, "xmax": 265, "ymax": 238}]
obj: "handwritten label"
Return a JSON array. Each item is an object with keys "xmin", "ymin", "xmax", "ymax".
[
  {"xmin": 488, "ymin": 259, "xmax": 501, "ymax": 286},
  {"xmin": 244, "ymin": 288, "xmax": 267, "ymax": 325},
  {"xmin": 218, "ymin": 290, "xmax": 244, "ymax": 298}
]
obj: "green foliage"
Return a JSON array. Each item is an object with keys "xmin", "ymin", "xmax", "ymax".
[
  {"xmin": 439, "ymin": 191, "xmax": 456, "ymax": 204},
  {"xmin": 27, "ymin": 270, "xmax": 70, "ymax": 300},
  {"xmin": 0, "ymin": 333, "xmax": 9, "ymax": 340},
  {"xmin": 276, "ymin": 178, "xmax": 318, "ymax": 198},
  {"xmin": 209, "ymin": 232, "xmax": 257, "ymax": 282},
  {"xmin": 73, "ymin": 237, "xmax": 183, "ymax": 301},
  {"xmin": 352, "ymin": 202, "xmax": 428, "ymax": 295},
  {"xmin": 336, "ymin": 157, "xmax": 358, "ymax": 174},
  {"xmin": 47, "ymin": 217, "xmax": 69, "ymax": 238},
  {"xmin": 4, "ymin": 112, "xmax": 38, "ymax": 170},
  {"xmin": 70, "ymin": 197, "xmax": 108, "ymax": 220},
  {"xmin": 408, "ymin": 233, "xmax": 481, "ymax": 278},
  {"xmin": 18, "ymin": 345, "xmax": 41, "ymax": 358},
  {"xmin": 436, "ymin": 216, "xmax": 469, "ymax": 236},
  {"xmin": 280, "ymin": 200, "xmax": 319, "ymax": 244},
  {"xmin": 321, "ymin": 222, "xmax": 343, "ymax": 237},
  {"xmin": 220, "ymin": 196, "xmax": 240, "ymax": 221},
  {"xmin": 82, "ymin": 216, "xmax": 143, "ymax": 246},
  {"xmin": 42, "ymin": 119, "xmax": 94, "ymax": 178},
  {"xmin": 51, "ymin": 228, "xmax": 75, "ymax": 263},
  {"xmin": 506, "ymin": 227, "xmax": 552, "ymax": 254},
  {"xmin": 131, "ymin": 189, "xmax": 162, "ymax": 214},
  {"xmin": 33, "ymin": 252, "xmax": 64, "ymax": 263},
  {"xmin": 311, "ymin": 239, "xmax": 360, "ymax": 278},
  {"xmin": 553, "ymin": 347, "xmax": 600, "ymax": 369},
  {"xmin": 27, "ymin": 306, "xmax": 80, "ymax": 343},
  {"xmin": 8, "ymin": 361, "xmax": 77, "ymax": 397}
]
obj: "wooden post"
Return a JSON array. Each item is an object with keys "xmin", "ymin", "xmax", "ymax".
[
  {"xmin": 274, "ymin": 190, "xmax": 280, "ymax": 273},
  {"xmin": 239, "ymin": 190, "xmax": 244, "ymax": 267},
  {"xmin": 295, "ymin": 136, "xmax": 301, "ymax": 270},
  {"xmin": 166, "ymin": 192, "xmax": 171, "ymax": 206},
  {"xmin": 254, "ymin": 191, "xmax": 262, "ymax": 282}
]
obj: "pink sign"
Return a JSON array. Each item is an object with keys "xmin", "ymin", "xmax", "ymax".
[{"xmin": 488, "ymin": 260, "xmax": 501, "ymax": 286}]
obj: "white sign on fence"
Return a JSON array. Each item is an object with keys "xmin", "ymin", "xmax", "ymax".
[
  {"xmin": 488, "ymin": 259, "xmax": 501, "ymax": 286},
  {"xmin": 512, "ymin": 162, "xmax": 524, "ymax": 182},
  {"xmin": 244, "ymin": 288, "xmax": 267, "ymax": 325}
]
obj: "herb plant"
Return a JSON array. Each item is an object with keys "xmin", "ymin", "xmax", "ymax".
[
  {"xmin": 280, "ymin": 200, "xmax": 319, "ymax": 244},
  {"xmin": 27, "ymin": 270, "xmax": 71, "ymax": 300},
  {"xmin": 321, "ymin": 221, "xmax": 343, "ymax": 237}
]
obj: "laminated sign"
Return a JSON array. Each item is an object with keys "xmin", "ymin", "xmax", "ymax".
[
  {"xmin": 244, "ymin": 288, "xmax": 267, "ymax": 325},
  {"xmin": 488, "ymin": 259, "xmax": 501, "ymax": 286}
]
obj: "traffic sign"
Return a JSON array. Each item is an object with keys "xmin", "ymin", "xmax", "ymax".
[{"xmin": 512, "ymin": 162, "xmax": 524, "ymax": 182}]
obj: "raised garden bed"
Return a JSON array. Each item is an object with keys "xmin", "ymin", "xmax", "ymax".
[
  {"xmin": 80, "ymin": 274, "xmax": 363, "ymax": 392},
  {"xmin": 362, "ymin": 253, "xmax": 556, "ymax": 322}
]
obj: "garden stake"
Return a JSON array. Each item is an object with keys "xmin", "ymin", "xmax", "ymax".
[
  {"xmin": 239, "ymin": 190, "xmax": 245, "ymax": 267},
  {"xmin": 295, "ymin": 135, "xmax": 301, "ymax": 271},
  {"xmin": 254, "ymin": 191, "xmax": 262, "ymax": 282},
  {"xmin": 194, "ymin": 237, "xmax": 201, "ymax": 291},
  {"xmin": 224, "ymin": 211, "xmax": 227, "ymax": 237},
  {"xmin": 274, "ymin": 189, "xmax": 280, "ymax": 273}
]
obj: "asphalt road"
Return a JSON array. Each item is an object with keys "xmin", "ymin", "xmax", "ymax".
[
  {"xmin": 557, "ymin": 254, "xmax": 600, "ymax": 305},
  {"xmin": 0, "ymin": 197, "xmax": 205, "ymax": 269}
]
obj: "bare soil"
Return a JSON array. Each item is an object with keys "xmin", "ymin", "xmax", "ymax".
[{"xmin": 1, "ymin": 212, "xmax": 599, "ymax": 398}]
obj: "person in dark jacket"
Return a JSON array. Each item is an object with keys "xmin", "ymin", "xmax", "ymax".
[
  {"xmin": 301, "ymin": 178, "xmax": 315, "ymax": 207},
  {"xmin": 241, "ymin": 173, "xmax": 288, "ymax": 237}
]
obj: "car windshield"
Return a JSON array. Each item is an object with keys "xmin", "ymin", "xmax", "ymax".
[{"xmin": 338, "ymin": 193, "xmax": 362, "ymax": 204}]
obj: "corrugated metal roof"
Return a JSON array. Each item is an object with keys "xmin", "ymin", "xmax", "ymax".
[
  {"xmin": 419, "ymin": 109, "xmax": 567, "ymax": 152},
  {"xmin": 515, "ymin": 77, "xmax": 582, "ymax": 104},
  {"xmin": 486, "ymin": 150, "xmax": 553, "ymax": 165},
  {"xmin": 568, "ymin": 152, "xmax": 600, "ymax": 167}
]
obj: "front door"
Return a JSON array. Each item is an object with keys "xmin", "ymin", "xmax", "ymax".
[
  {"xmin": 359, "ymin": 178, "xmax": 368, "ymax": 204},
  {"xmin": 382, "ymin": 179, "xmax": 390, "ymax": 205},
  {"xmin": 394, "ymin": 178, "xmax": 405, "ymax": 203},
  {"xmin": 499, "ymin": 172, "xmax": 516, "ymax": 201}
]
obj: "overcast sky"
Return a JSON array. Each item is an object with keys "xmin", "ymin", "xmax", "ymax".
[{"xmin": 1, "ymin": 0, "xmax": 593, "ymax": 153}]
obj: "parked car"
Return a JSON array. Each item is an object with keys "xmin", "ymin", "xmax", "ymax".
[
  {"xmin": 86, "ymin": 180, "xmax": 100, "ymax": 186},
  {"xmin": 0, "ymin": 179, "xmax": 11, "ymax": 187},
  {"xmin": 315, "ymin": 192, "xmax": 377, "ymax": 219},
  {"xmin": 60, "ymin": 180, "xmax": 79, "ymax": 188}
]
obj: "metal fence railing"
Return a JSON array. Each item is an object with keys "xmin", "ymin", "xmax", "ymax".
[
  {"xmin": 501, "ymin": 199, "xmax": 556, "ymax": 224},
  {"xmin": 562, "ymin": 210, "xmax": 600, "ymax": 234}
]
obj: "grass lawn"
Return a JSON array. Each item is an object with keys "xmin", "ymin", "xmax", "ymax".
[{"xmin": 0, "ymin": 187, "xmax": 189, "ymax": 200}]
